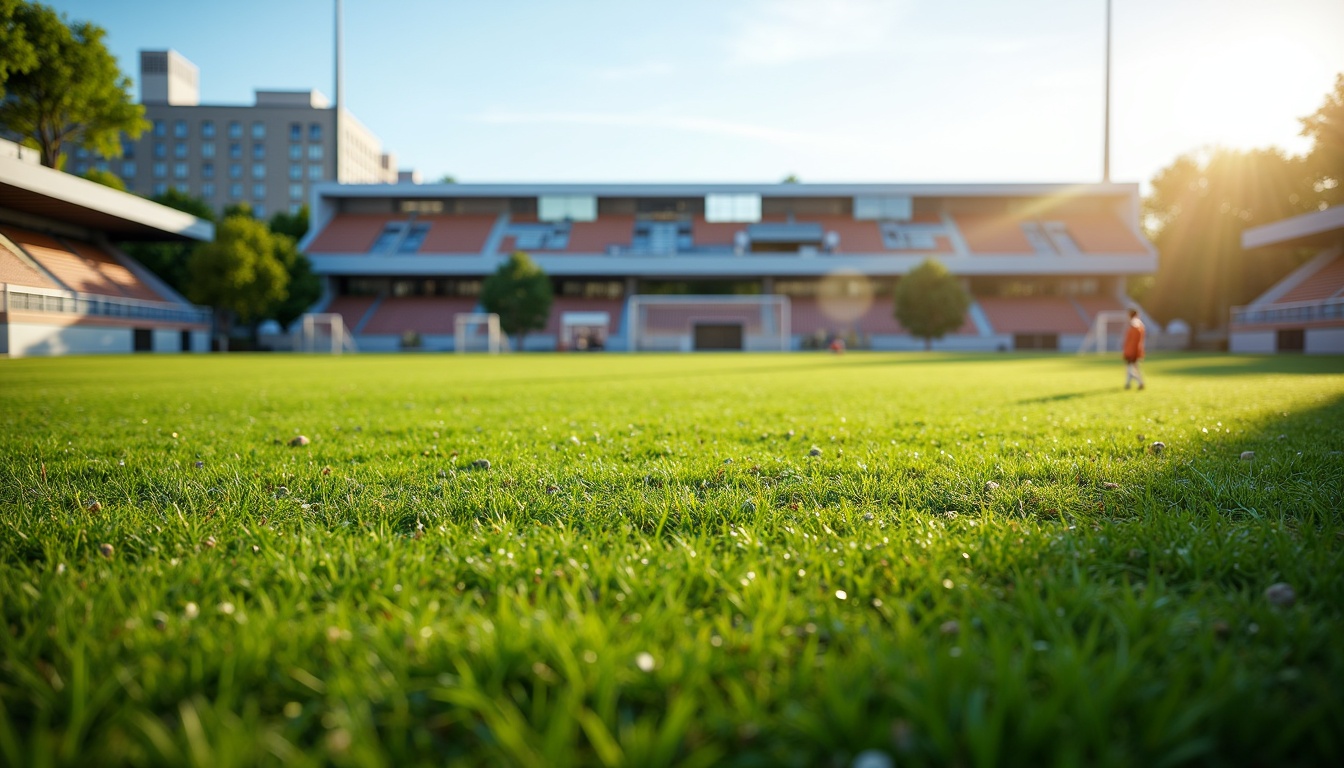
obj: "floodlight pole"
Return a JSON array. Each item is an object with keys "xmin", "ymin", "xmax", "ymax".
[
  {"xmin": 1103, "ymin": 0, "xmax": 1112, "ymax": 183},
  {"xmin": 333, "ymin": 0, "xmax": 343, "ymax": 183}
]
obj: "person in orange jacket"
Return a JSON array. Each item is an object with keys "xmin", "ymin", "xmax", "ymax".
[{"xmin": 1123, "ymin": 309, "xmax": 1146, "ymax": 390}]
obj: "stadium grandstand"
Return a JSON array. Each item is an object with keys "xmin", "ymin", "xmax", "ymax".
[
  {"xmin": 1231, "ymin": 206, "xmax": 1344, "ymax": 354},
  {"xmin": 0, "ymin": 140, "xmax": 213, "ymax": 357},
  {"xmin": 298, "ymin": 182, "xmax": 1157, "ymax": 352}
]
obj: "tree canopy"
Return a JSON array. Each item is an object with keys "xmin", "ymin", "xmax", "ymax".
[
  {"xmin": 0, "ymin": 0, "xmax": 39, "ymax": 96},
  {"xmin": 80, "ymin": 167, "xmax": 125, "ymax": 191},
  {"xmin": 185, "ymin": 214, "xmax": 290, "ymax": 341},
  {"xmin": 0, "ymin": 2, "xmax": 145, "ymax": 168},
  {"xmin": 893, "ymin": 258, "xmax": 970, "ymax": 350},
  {"xmin": 480, "ymin": 252, "xmax": 553, "ymax": 351},
  {"xmin": 1301, "ymin": 73, "xmax": 1344, "ymax": 208},
  {"xmin": 118, "ymin": 190, "xmax": 215, "ymax": 296},
  {"xmin": 1139, "ymin": 148, "xmax": 1318, "ymax": 330}
]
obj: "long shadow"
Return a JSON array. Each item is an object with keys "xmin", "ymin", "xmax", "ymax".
[{"xmin": 1014, "ymin": 387, "xmax": 1114, "ymax": 404}]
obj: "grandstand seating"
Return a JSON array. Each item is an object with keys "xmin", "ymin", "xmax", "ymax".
[
  {"xmin": 1070, "ymin": 295, "xmax": 1128, "ymax": 322},
  {"xmin": 419, "ymin": 214, "xmax": 498, "ymax": 254},
  {"xmin": 0, "ymin": 244, "xmax": 58, "ymax": 290},
  {"xmin": 1053, "ymin": 215, "xmax": 1148, "ymax": 254},
  {"xmin": 305, "ymin": 214, "xmax": 392, "ymax": 253},
  {"xmin": 952, "ymin": 214, "xmax": 1036, "ymax": 254},
  {"xmin": 1273, "ymin": 257, "xmax": 1344, "ymax": 304},
  {"xmin": 0, "ymin": 226, "xmax": 167, "ymax": 301},
  {"xmin": 323, "ymin": 295, "xmax": 379, "ymax": 332},
  {"xmin": 565, "ymin": 216, "xmax": 636, "ymax": 253},
  {"xmin": 359, "ymin": 296, "xmax": 479, "ymax": 336},
  {"xmin": 977, "ymin": 296, "xmax": 1090, "ymax": 334}
]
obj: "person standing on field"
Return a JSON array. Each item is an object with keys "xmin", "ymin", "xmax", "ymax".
[{"xmin": 1123, "ymin": 309, "xmax": 1146, "ymax": 390}]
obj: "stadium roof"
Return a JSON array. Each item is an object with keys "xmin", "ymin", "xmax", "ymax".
[
  {"xmin": 314, "ymin": 181, "xmax": 1139, "ymax": 199},
  {"xmin": 0, "ymin": 154, "xmax": 213, "ymax": 242},
  {"xmin": 1242, "ymin": 206, "xmax": 1344, "ymax": 250}
]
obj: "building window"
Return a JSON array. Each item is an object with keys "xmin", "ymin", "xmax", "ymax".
[
  {"xmin": 152, "ymin": 161, "xmax": 167, "ymax": 179},
  {"xmin": 253, "ymin": 203, "xmax": 266, "ymax": 218},
  {"xmin": 228, "ymin": 121, "xmax": 242, "ymax": 139},
  {"xmin": 202, "ymin": 162, "xmax": 214, "ymax": 179},
  {"xmin": 252, "ymin": 183, "xmax": 266, "ymax": 199},
  {"xmin": 122, "ymin": 161, "xmax": 136, "ymax": 178},
  {"xmin": 201, "ymin": 120, "xmax": 215, "ymax": 139},
  {"xmin": 202, "ymin": 182, "xmax": 215, "ymax": 198},
  {"xmin": 174, "ymin": 142, "xmax": 187, "ymax": 159},
  {"xmin": 705, "ymin": 194, "xmax": 761, "ymax": 223},
  {"xmin": 120, "ymin": 139, "xmax": 135, "ymax": 159},
  {"xmin": 229, "ymin": 183, "xmax": 243, "ymax": 199},
  {"xmin": 153, "ymin": 182, "xmax": 167, "ymax": 195},
  {"xmin": 289, "ymin": 183, "xmax": 304, "ymax": 200},
  {"xmin": 174, "ymin": 162, "xmax": 188, "ymax": 179},
  {"xmin": 290, "ymin": 123, "xmax": 302, "ymax": 142},
  {"xmin": 173, "ymin": 120, "xmax": 188, "ymax": 138},
  {"xmin": 153, "ymin": 120, "xmax": 166, "ymax": 137},
  {"xmin": 252, "ymin": 143, "xmax": 265, "ymax": 160},
  {"xmin": 252, "ymin": 163, "xmax": 265, "ymax": 180},
  {"xmin": 309, "ymin": 123, "xmax": 322, "ymax": 141},
  {"xmin": 307, "ymin": 144, "xmax": 323, "ymax": 160},
  {"xmin": 289, "ymin": 202, "xmax": 303, "ymax": 214},
  {"xmin": 229, "ymin": 142, "xmax": 242, "ymax": 159},
  {"xmin": 251, "ymin": 121, "xmax": 265, "ymax": 139},
  {"xmin": 289, "ymin": 164, "xmax": 302, "ymax": 181},
  {"xmin": 309, "ymin": 163, "xmax": 323, "ymax": 180},
  {"xmin": 229, "ymin": 163, "xmax": 242, "ymax": 179},
  {"xmin": 288, "ymin": 144, "xmax": 302, "ymax": 160},
  {"xmin": 539, "ymin": 195, "xmax": 597, "ymax": 222},
  {"xmin": 153, "ymin": 142, "xmax": 166, "ymax": 159},
  {"xmin": 201, "ymin": 142, "xmax": 215, "ymax": 159},
  {"xmin": 74, "ymin": 161, "xmax": 87, "ymax": 174},
  {"xmin": 174, "ymin": 182, "xmax": 189, "ymax": 193},
  {"xmin": 854, "ymin": 195, "xmax": 913, "ymax": 221}
]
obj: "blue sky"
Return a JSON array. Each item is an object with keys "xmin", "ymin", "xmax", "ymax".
[{"xmin": 38, "ymin": 0, "xmax": 1344, "ymax": 186}]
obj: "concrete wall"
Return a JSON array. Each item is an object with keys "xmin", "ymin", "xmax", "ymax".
[
  {"xmin": 1230, "ymin": 331, "xmax": 1276, "ymax": 354},
  {"xmin": 1306, "ymin": 327, "xmax": 1344, "ymax": 354},
  {"xmin": 3, "ymin": 323, "xmax": 210, "ymax": 357}
]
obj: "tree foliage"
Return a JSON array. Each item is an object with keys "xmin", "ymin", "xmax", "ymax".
[
  {"xmin": 480, "ymin": 252, "xmax": 553, "ymax": 351},
  {"xmin": 185, "ymin": 215, "xmax": 289, "ymax": 334},
  {"xmin": 271, "ymin": 231, "xmax": 321, "ymax": 329},
  {"xmin": 80, "ymin": 167, "xmax": 125, "ymax": 191},
  {"xmin": 268, "ymin": 205, "xmax": 309, "ymax": 241},
  {"xmin": 0, "ymin": 0, "xmax": 39, "ymax": 96},
  {"xmin": 1140, "ymin": 148, "xmax": 1318, "ymax": 330},
  {"xmin": 1301, "ymin": 73, "xmax": 1344, "ymax": 208},
  {"xmin": 893, "ymin": 258, "xmax": 970, "ymax": 350},
  {"xmin": 119, "ymin": 190, "xmax": 215, "ymax": 296},
  {"xmin": 0, "ymin": 2, "xmax": 145, "ymax": 168}
]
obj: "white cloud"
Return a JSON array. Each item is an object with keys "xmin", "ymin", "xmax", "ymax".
[{"xmin": 728, "ymin": 0, "xmax": 912, "ymax": 65}]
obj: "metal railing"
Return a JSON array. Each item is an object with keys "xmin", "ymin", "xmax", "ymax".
[
  {"xmin": 1230, "ymin": 296, "xmax": 1344, "ymax": 326},
  {"xmin": 2, "ymin": 283, "xmax": 211, "ymax": 325}
]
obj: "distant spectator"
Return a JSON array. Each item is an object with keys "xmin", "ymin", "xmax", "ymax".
[{"xmin": 1123, "ymin": 309, "xmax": 1146, "ymax": 390}]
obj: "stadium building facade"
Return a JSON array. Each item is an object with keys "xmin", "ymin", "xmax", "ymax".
[
  {"xmin": 0, "ymin": 140, "xmax": 213, "ymax": 357},
  {"xmin": 299, "ymin": 182, "xmax": 1158, "ymax": 352},
  {"xmin": 68, "ymin": 50, "xmax": 399, "ymax": 220}
]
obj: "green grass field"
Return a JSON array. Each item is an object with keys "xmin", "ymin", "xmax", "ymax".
[{"xmin": 1, "ymin": 352, "xmax": 1342, "ymax": 767}]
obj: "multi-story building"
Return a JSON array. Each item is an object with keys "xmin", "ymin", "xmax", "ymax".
[
  {"xmin": 70, "ymin": 50, "xmax": 399, "ymax": 219},
  {"xmin": 298, "ymin": 181, "xmax": 1158, "ymax": 352}
]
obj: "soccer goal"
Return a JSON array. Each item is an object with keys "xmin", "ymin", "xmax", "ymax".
[
  {"xmin": 454, "ymin": 312, "xmax": 504, "ymax": 353},
  {"xmin": 295, "ymin": 313, "xmax": 357, "ymax": 354},
  {"xmin": 626, "ymin": 295, "xmax": 791, "ymax": 352},
  {"xmin": 1077, "ymin": 310, "xmax": 1133, "ymax": 354}
]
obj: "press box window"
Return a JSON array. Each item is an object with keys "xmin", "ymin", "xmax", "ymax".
[
  {"xmin": 705, "ymin": 194, "xmax": 761, "ymax": 223},
  {"xmin": 539, "ymin": 195, "xmax": 597, "ymax": 222},
  {"xmin": 853, "ymin": 196, "xmax": 912, "ymax": 221}
]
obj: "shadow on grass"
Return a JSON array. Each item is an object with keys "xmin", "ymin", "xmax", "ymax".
[{"xmin": 1014, "ymin": 387, "xmax": 1115, "ymax": 404}]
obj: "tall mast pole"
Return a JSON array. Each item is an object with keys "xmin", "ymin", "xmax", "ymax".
[
  {"xmin": 1102, "ymin": 0, "xmax": 1112, "ymax": 182},
  {"xmin": 334, "ymin": 0, "xmax": 343, "ymax": 183}
]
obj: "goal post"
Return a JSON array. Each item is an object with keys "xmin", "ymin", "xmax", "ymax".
[
  {"xmin": 625, "ymin": 294, "xmax": 790, "ymax": 352},
  {"xmin": 1077, "ymin": 310, "xmax": 1133, "ymax": 354},
  {"xmin": 454, "ymin": 312, "xmax": 504, "ymax": 354},
  {"xmin": 296, "ymin": 313, "xmax": 357, "ymax": 354}
]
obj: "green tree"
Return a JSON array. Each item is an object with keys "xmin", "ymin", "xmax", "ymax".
[
  {"xmin": 0, "ymin": 2, "xmax": 145, "ymax": 168},
  {"xmin": 1140, "ymin": 148, "xmax": 1318, "ymax": 331},
  {"xmin": 480, "ymin": 251, "xmax": 553, "ymax": 351},
  {"xmin": 437, "ymin": 174, "xmax": 457, "ymax": 184},
  {"xmin": 893, "ymin": 258, "xmax": 970, "ymax": 350},
  {"xmin": 271, "ymin": 231, "xmax": 321, "ymax": 330},
  {"xmin": 80, "ymin": 167, "xmax": 125, "ymax": 191},
  {"xmin": 268, "ymin": 205, "xmax": 309, "ymax": 241},
  {"xmin": 185, "ymin": 214, "xmax": 289, "ymax": 349},
  {"xmin": 119, "ymin": 189, "xmax": 215, "ymax": 295},
  {"xmin": 0, "ymin": 0, "xmax": 39, "ymax": 96},
  {"xmin": 1301, "ymin": 72, "xmax": 1344, "ymax": 208}
]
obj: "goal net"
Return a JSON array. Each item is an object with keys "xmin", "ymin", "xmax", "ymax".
[
  {"xmin": 626, "ymin": 295, "xmax": 790, "ymax": 352},
  {"xmin": 1077, "ymin": 310, "xmax": 1133, "ymax": 354},
  {"xmin": 295, "ymin": 313, "xmax": 356, "ymax": 354},
  {"xmin": 454, "ymin": 312, "xmax": 504, "ymax": 353}
]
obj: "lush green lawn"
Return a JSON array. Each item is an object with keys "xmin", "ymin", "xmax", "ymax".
[{"xmin": 1, "ymin": 352, "xmax": 1342, "ymax": 767}]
